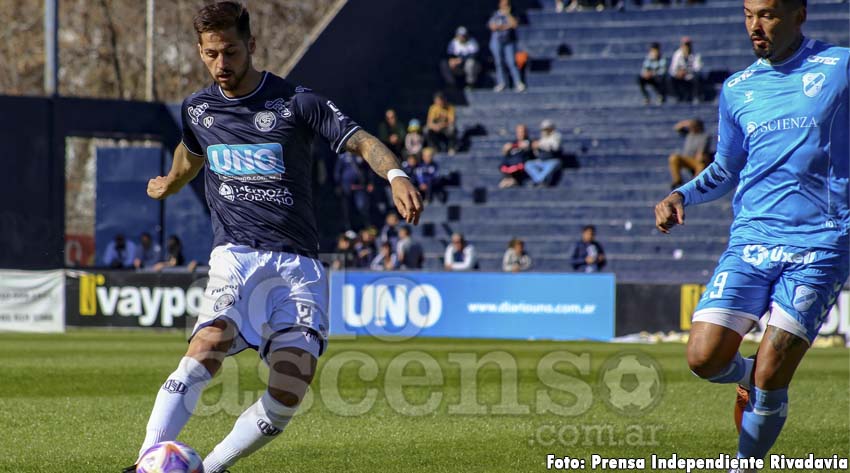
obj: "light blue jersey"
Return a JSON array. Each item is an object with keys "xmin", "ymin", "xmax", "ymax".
[{"xmin": 678, "ymin": 38, "xmax": 849, "ymax": 251}]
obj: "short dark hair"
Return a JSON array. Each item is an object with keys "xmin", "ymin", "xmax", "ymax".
[
  {"xmin": 650, "ymin": 42, "xmax": 661, "ymax": 50},
  {"xmin": 193, "ymin": 2, "xmax": 251, "ymax": 41},
  {"xmin": 583, "ymin": 225, "xmax": 596, "ymax": 233}
]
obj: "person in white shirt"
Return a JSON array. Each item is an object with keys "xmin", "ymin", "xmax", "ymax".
[
  {"xmin": 440, "ymin": 26, "xmax": 481, "ymax": 89},
  {"xmin": 527, "ymin": 119, "xmax": 563, "ymax": 186},
  {"xmin": 502, "ymin": 238, "xmax": 532, "ymax": 272},
  {"xmin": 668, "ymin": 36, "xmax": 704, "ymax": 103},
  {"xmin": 444, "ymin": 233, "xmax": 477, "ymax": 270}
]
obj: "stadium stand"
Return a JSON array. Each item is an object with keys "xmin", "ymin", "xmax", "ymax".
[{"xmin": 413, "ymin": 0, "xmax": 850, "ymax": 283}]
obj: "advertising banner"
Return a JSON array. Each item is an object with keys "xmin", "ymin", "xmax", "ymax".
[
  {"xmin": 329, "ymin": 271, "xmax": 616, "ymax": 341},
  {"xmin": 0, "ymin": 269, "xmax": 65, "ymax": 333},
  {"xmin": 65, "ymin": 270, "xmax": 206, "ymax": 329}
]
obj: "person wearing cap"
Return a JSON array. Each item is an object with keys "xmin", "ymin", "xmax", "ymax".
[
  {"xmin": 669, "ymin": 36, "xmax": 703, "ymax": 103},
  {"xmin": 404, "ymin": 119, "xmax": 424, "ymax": 157},
  {"xmin": 527, "ymin": 119, "xmax": 563, "ymax": 187},
  {"xmin": 441, "ymin": 26, "xmax": 481, "ymax": 89}
]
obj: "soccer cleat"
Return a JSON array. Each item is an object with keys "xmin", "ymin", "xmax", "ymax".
[
  {"xmin": 734, "ymin": 384, "xmax": 750, "ymax": 434},
  {"xmin": 121, "ymin": 465, "xmax": 136, "ymax": 473}
]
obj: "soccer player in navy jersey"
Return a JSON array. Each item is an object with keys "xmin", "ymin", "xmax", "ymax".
[
  {"xmin": 654, "ymin": 0, "xmax": 848, "ymax": 470},
  {"xmin": 125, "ymin": 3, "xmax": 422, "ymax": 472}
]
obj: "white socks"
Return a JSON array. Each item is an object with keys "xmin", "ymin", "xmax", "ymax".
[
  {"xmin": 203, "ymin": 391, "xmax": 298, "ymax": 473},
  {"xmin": 138, "ymin": 357, "xmax": 212, "ymax": 459}
]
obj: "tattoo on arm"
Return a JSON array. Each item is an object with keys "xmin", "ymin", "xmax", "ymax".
[{"xmin": 345, "ymin": 129, "xmax": 401, "ymax": 180}]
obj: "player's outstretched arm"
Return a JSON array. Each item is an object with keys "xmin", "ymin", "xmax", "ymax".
[
  {"xmin": 654, "ymin": 191, "xmax": 685, "ymax": 234},
  {"xmin": 345, "ymin": 129, "xmax": 424, "ymax": 225},
  {"xmin": 147, "ymin": 143, "xmax": 205, "ymax": 200}
]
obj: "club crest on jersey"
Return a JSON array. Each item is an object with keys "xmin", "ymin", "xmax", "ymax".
[
  {"xmin": 254, "ymin": 111, "xmax": 277, "ymax": 132},
  {"xmin": 207, "ymin": 143, "xmax": 285, "ymax": 180},
  {"xmin": 187, "ymin": 102, "xmax": 209, "ymax": 125},
  {"xmin": 802, "ymin": 72, "xmax": 825, "ymax": 98},
  {"xmin": 265, "ymin": 98, "xmax": 292, "ymax": 118},
  {"xmin": 203, "ymin": 115, "xmax": 214, "ymax": 129},
  {"xmin": 793, "ymin": 285, "xmax": 818, "ymax": 312}
]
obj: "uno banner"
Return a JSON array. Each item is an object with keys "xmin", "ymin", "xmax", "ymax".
[
  {"xmin": 65, "ymin": 271, "xmax": 207, "ymax": 329},
  {"xmin": 0, "ymin": 270, "xmax": 65, "ymax": 333},
  {"xmin": 329, "ymin": 271, "xmax": 616, "ymax": 340}
]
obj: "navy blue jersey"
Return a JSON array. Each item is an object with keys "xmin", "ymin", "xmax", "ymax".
[{"xmin": 180, "ymin": 72, "xmax": 361, "ymax": 255}]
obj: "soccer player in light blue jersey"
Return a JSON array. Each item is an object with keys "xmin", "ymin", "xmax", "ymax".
[{"xmin": 654, "ymin": 0, "xmax": 848, "ymax": 470}]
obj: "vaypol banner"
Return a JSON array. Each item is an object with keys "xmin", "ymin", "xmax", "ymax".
[{"xmin": 329, "ymin": 271, "xmax": 615, "ymax": 341}]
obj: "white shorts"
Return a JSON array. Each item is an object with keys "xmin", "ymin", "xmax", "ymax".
[{"xmin": 192, "ymin": 244, "xmax": 329, "ymax": 361}]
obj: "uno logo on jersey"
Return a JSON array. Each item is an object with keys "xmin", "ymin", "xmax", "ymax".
[
  {"xmin": 207, "ymin": 143, "xmax": 285, "ymax": 180},
  {"xmin": 802, "ymin": 72, "xmax": 826, "ymax": 98}
]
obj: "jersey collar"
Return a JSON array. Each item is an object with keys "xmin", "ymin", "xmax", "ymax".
[
  {"xmin": 758, "ymin": 36, "xmax": 812, "ymax": 69},
  {"xmin": 217, "ymin": 71, "xmax": 268, "ymax": 101}
]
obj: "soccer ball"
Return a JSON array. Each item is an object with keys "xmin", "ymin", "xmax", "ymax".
[{"xmin": 136, "ymin": 441, "xmax": 204, "ymax": 473}]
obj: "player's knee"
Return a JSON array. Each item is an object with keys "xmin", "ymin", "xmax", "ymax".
[
  {"xmin": 668, "ymin": 154, "xmax": 680, "ymax": 165},
  {"xmin": 686, "ymin": 347, "xmax": 727, "ymax": 379},
  {"xmin": 266, "ymin": 348, "xmax": 317, "ymax": 407}
]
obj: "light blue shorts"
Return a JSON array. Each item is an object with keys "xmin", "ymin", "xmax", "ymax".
[{"xmin": 693, "ymin": 244, "xmax": 848, "ymax": 344}]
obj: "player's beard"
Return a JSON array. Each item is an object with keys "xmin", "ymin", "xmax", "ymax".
[
  {"xmin": 751, "ymin": 36, "xmax": 773, "ymax": 59},
  {"xmin": 217, "ymin": 61, "xmax": 249, "ymax": 92}
]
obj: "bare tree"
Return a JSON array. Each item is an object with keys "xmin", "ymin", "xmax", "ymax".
[{"xmin": 0, "ymin": 0, "xmax": 337, "ymax": 101}]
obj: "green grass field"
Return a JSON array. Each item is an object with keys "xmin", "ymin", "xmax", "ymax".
[{"xmin": 0, "ymin": 330, "xmax": 847, "ymax": 473}]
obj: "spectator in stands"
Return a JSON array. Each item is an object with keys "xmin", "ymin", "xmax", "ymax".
[
  {"xmin": 669, "ymin": 36, "xmax": 703, "ymax": 103},
  {"xmin": 331, "ymin": 231, "xmax": 358, "ymax": 270},
  {"xmin": 152, "ymin": 235, "xmax": 196, "ymax": 272},
  {"xmin": 355, "ymin": 227, "xmax": 378, "ymax": 268},
  {"xmin": 499, "ymin": 123, "xmax": 533, "ymax": 188},
  {"xmin": 405, "ymin": 119, "xmax": 425, "ymax": 157},
  {"xmin": 377, "ymin": 109, "xmax": 406, "ymax": 156},
  {"xmin": 334, "ymin": 151, "xmax": 372, "ymax": 230},
  {"xmin": 370, "ymin": 241, "xmax": 398, "ymax": 271},
  {"xmin": 444, "ymin": 232, "xmax": 477, "ymax": 271},
  {"xmin": 638, "ymin": 42, "xmax": 668, "ymax": 105},
  {"xmin": 402, "ymin": 153, "xmax": 420, "ymax": 179},
  {"xmin": 528, "ymin": 119, "xmax": 563, "ymax": 187},
  {"xmin": 425, "ymin": 92, "xmax": 457, "ymax": 154},
  {"xmin": 133, "ymin": 232, "xmax": 162, "ymax": 269},
  {"xmin": 396, "ymin": 225, "xmax": 425, "ymax": 269},
  {"xmin": 415, "ymin": 147, "xmax": 445, "ymax": 202},
  {"xmin": 571, "ymin": 225, "xmax": 606, "ymax": 273},
  {"xmin": 669, "ymin": 118, "xmax": 712, "ymax": 189},
  {"xmin": 103, "ymin": 233, "xmax": 136, "ymax": 268},
  {"xmin": 488, "ymin": 0, "xmax": 526, "ymax": 92},
  {"xmin": 502, "ymin": 238, "xmax": 532, "ymax": 272},
  {"xmin": 380, "ymin": 212, "xmax": 401, "ymax": 248},
  {"xmin": 559, "ymin": 0, "xmax": 616, "ymax": 13},
  {"xmin": 441, "ymin": 26, "xmax": 481, "ymax": 89}
]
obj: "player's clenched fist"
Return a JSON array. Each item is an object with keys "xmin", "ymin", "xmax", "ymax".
[
  {"xmin": 147, "ymin": 176, "xmax": 172, "ymax": 200},
  {"xmin": 390, "ymin": 177, "xmax": 424, "ymax": 225},
  {"xmin": 654, "ymin": 191, "xmax": 685, "ymax": 234}
]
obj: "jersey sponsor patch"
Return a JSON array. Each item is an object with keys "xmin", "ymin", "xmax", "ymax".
[
  {"xmin": 187, "ymin": 102, "xmax": 209, "ymax": 125},
  {"xmin": 207, "ymin": 143, "xmax": 285, "ymax": 180},
  {"xmin": 218, "ymin": 182, "xmax": 295, "ymax": 206},
  {"xmin": 806, "ymin": 55, "xmax": 840, "ymax": 66}
]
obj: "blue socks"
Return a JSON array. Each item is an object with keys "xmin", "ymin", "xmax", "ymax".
[
  {"xmin": 737, "ymin": 387, "xmax": 789, "ymax": 459},
  {"xmin": 705, "ymin": 352, "xmax": 755, "ymax": 389}
]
